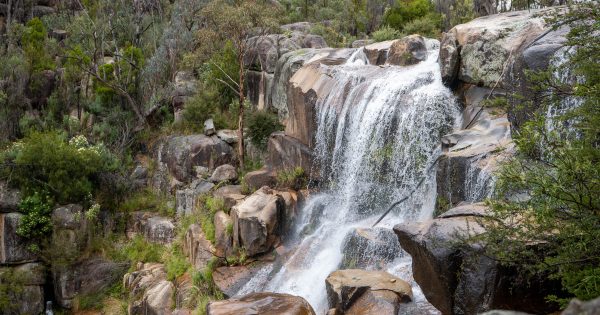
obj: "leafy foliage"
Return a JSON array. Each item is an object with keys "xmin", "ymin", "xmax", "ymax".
[
  {"xmin": 383, "ymin": 0, "xmax": 442, "ymax": 36},
  {"xmin": 371, "ymin": 25, "xmax": 402, "ymax": 42},
  {"xmin": 246, "ymin": 110, "xmax": 283, "ymax": 151},
  {"xmin": 16, "ymin": 192, "xmax": 54, "ymax": 242}
]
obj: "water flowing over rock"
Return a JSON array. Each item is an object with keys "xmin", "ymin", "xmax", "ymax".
[
  {"xmin": 237, "ymin": 39, "xmax": 459, "ymax": 312},
  {"xmin": 340, "ymin": 228, "xmax": 401, "ymax": 269},
  {"xmin": 325, "ymin": 269, "xmax": 413, "ymax": 315},
  {"xmin": 207, "ymin": 292, "xmax": 316, "ymax": 315}
]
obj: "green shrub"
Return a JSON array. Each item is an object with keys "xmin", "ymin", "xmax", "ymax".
[
  {"xmin": 16, "ymin": 192, "xmax": 54, "ymax": 243},
  {"xmin": 276, "ymin": 167, "xmax": 308, "ymax": 190},
  {"xmin": 121, "ymin": 235, "xmax": 165, "ymax": 264},
  {"xmin": 165, "ymin": 245, "xmax": 190, "ymax": 281},
  {"xmin": 402, "ymin": 14, "xmax": 442, "ymax": 38},
  {"xmin": 119, "ymin": 188, "xmax": 175, "ymax": 217},
  {"xmin": 383, "ymin": 0, "xmax": 442, "ymax": 37},
  {"xmin": 246, "ymin": 110, "xmax": 283, "ymax": 151},
  {"xmin": 2, "ymin": 132, "xmax": 117, "ymax": 204},
  {"xmin": 371, "ymin": 25, "xmax": 402, "ymax": 42}
]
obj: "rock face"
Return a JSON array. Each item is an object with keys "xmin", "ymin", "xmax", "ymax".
[
  {"xmin": 53, "ymin": 257, "xmax": 129, "ymax": 309},
  {"xmin": 127, "ymin": 212, "xmax": 175, "ymax": 244},
  {"xmin": 123, "ymin": 263, "xmax": 174, "ymax": 315},
  {"xmin": 0, "ymin": 212, "xmax": 37, "ymax": 264},
  {"xmin": 386, "ymin": 35, "xmax": 427, "ymax": 66},
  {"xmin": 158, "ymin": 134, "xmax": 236, "ymax": 185},
  {"xmin": 0, "ymin": 262, "xmax": 46, "ymax": 315},
  {"xmin": 214, "ymin": 211, "xmax": 234, "ymax": 257},
  {"xmin": 325, "ymin": 269, "xmax": 412, "ymax": 315},
  {"xmin": 183, "ymin": 223, "xmax": 215, "ymax": 270},
  {"xmin": 176, "ymin": 180, "xmax": 214, "ymax": 217},
  {"xmin": 231, "ymin": 187, "xmax": 285, "ymax": 256},
  {"xmin": 561, "ymin": 296, "xmax": 600, "ymax": 315},
  {"xmin": 173, "ymin": 71, "xmax": 197, "ymax": 122},
  {"xmin": 210, "ymin": 164, "xmax": 238, "ymax": 183},
  {"xmin": 0, "ymin": 182, "xmax": 20, "ymax": 212},
  {"xmin": 341, "ymin": 228, "xmax": 401, "ymax": 269},
  {"xmin": 440, "ymin": 9, "xmax": 550, "ymax": 88},
  {"xmin": 394, "ymin": 203, "xmax": 561, "ymax": 315},
  {"xmin": 51, "ymin": 204, "xmax": 89, "ymax": 258},
  {"xmin": 268, "ymin": 132, "xmax": 314, "ymax": 175},
  {"xmin": 243, "ymin": 168, "xmax": 276, "ymax": 191},
  {"xmin": 207, "ymin": 292, "xmax": 316, "ymax": 315}
]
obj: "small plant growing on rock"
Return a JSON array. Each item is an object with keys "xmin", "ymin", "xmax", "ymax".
[{"xmin": 276, "ymin": 167, "xmax": 308, "ymax": 190}]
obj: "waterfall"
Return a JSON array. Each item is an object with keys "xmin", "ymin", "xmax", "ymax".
[{"xmin": 237, "ymin": 42, "xmax": 460, "ymax": 313}]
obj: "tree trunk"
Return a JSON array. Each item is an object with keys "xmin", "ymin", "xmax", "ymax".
[{"xmin": 237, "ymin": 53, "xmax": 246, "ymax": 171}]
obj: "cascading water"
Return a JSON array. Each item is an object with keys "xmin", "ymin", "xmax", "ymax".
[{"xmin": 237, "ymin": 40, "xmax": 460, "ymax": 312}]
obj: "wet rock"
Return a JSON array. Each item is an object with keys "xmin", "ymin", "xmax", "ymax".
[
  {"xmin": 212, "ymin": 263, "xmax": 269, "ymax": 298},
  {"xmin": 231, "ymin": 187, "xmax": 285, "ymax": 256},
  {"xmin": 561, "ymin": 296, "xmax": 600, "ymax": 315},
  {"xmin": 127, "ymin": 212, "xmax": 175, "ymax": 244},
  {"xmin": 53, "ymin": 257, "xmax": 129, "ymax": 309},
  {"xmin": 124, "ymin": 263, "xmax": 174, "ymax": 315},
  {"xmin": 341, "ymin": 228, "xmax": 401, "ymax": 269},
  {"xmin": 161, "ymin": 134, "xmax": 236, "ymax": 183},
  {"xmin": 0, "ymin": 181, "xmax": 20, "ymax": 212},
  {"xmin": 439, "ymin": 31, "xmax": 460, "ymax": 86},
  {"xmin": 243, "ymin": 168, "xmax": 276, "ymax": 191},
  {"xmin": 214, "ymin": 211, "xmax": 234, "ymax": 257},
  {"xmin": 216, "ymin": 130, "xmax": 239, "ymax": 144},
  {"xmin": 176, "ymin": 180, "xmax": 214, "ymax": 217},
  {"xmin": 363, "ymin": 40, "xmax": 395, "ymax": 65},
  {"xmin": 204, "ymin": 119, "xmax": 216, "ymax": 136},
  {"xmin": 210, "ymin": 164, "xmax": 238, "ymax": 183},
  {"xmin": 207, "ymin": 292, "xmax": 315, "ymax": 315},
  {"xmin": 325, "ymin": 269, "xmax": 412, "ymax": 315},
  {"xmin": 0, "ymin": 212, "xmax": 38, "ymax": 264},
  {"xmin": 268, "ymin": 132, "xmax": 314, "ymax": 175},
  {"xmin": 183, "ymin": 224, "xmax": 215, "ymax": 270},
  {"xmin": 394, "ymin": 203, "xmax": 561, "ymax": 315},
  {"xmin": 386, "ymin": 35, "xmax": 427, "ymax": 66}
]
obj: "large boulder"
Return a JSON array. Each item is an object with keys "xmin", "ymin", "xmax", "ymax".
[
  {"xmin": 212, "ymin": 263, "xmax": 269, "ymax": 298},
  {"xmin": 0, "ymin": 182, "xmax": 20, "ymax": 212},
  {"xmin": 214, "ymin": 211, "xmax": 234, "ymax": 258},
  {"xmin": 245, "ymin": 33, "xmax": 327, "ymax": 73},
  {"xmin": 51, "ymin": 204, "xmax": 89, "ymax": 259},
  {"xmin": 210, "ymin": 164, "xmax": 238, "ymax": 183},
  {"xmin": 243, "ymin": 168, "xmax": 276, "ymax": 191},
  {"xmin": 207, "ymin": 292, "xmax": 315, "ymax": 315},
  {"xmin": 127, "ymin": 212, "xmax": 175, "ymax": 244},
  {"xmin": 53, "ymin": 257, "xmax": 129, "ymax": 309},
  {"xmin": 231, "ymin": 187, "xmax": 285, "ymax": 256},
  {"xmin": 0, "ymin": 212, "xmax": 37, "ymax": 264},
  {"xmin": 440, "ymin": 8, "xmax": 553, "ymax": 88},
  {"xmin": 123, "ymin": 263, "xmax": 174, "ymax": 315},
  {"xmin": 394, "ymin": 203, "xmax": 561, "ymax": 315},
  {"xmin": 439, "ymin": 31, "xmax": 460, "ymax": 86},
  {"xmin": 561, "ymin": 296, "xmax": 600, "ymax": 315},
  {"xmin": 386, "ymin": 35, "xmax": 428, "ymax": 66},
  {"xmin": 183, "ymin": 223, "xmax": 215, "ymax": 270},
  {"xmin": 325, "ymin": 269, "xmax": 412, "ymax": 315},
  {"xmin": 160, "ymin": 134, "xmax": 236, "ymax": 183},
  {"xmin": 340, "ymin": 228, "xmax": 401, "ymax": 269},
  {"xmin": 0, "ymin": 262, "xmax": 46, "ymax": 315}
]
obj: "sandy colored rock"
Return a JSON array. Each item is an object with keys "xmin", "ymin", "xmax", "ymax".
[{"xmin": 207, "ymin": 292, "xmax": 315, "ymax": 315}]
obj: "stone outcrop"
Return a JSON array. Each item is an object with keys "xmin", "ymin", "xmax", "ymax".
[
  {"xmin": 127, "ymin": 212, "xmax": 175, "ymax": 244},
  {"xmin": 212, "ymin": 263, "xmax": 269, "ymax": 298},
  {"xmin": 561, "ymin": 296, "xmax": 600, "ymax": 315},
  {"xmin": 440, "ymin": 8, "xmax": 552, "ymax": 88},
  {"xmin": 231, "ymin": 187, "xmax": 285, "ymax": 256},
  {"xmin": 268, "ymin": 132, "xmax": 314, "ymax": 175},
  {"xmin": 123, "ymin": 263, "xmax": 175, "ymax": 315},
  {"xmin": 243, "ymin": 168, "xmax": 276, "ymax": 191},
  {"xmin": 53, "ymin": 257, "xmax": 129, "ymax": 309},
  {"xmin": 183, "ymin": 223, "xmax": 215, "ymax": 270},
  {"xmin": 172, "ymin": 71, "xmax": 197, "ymax": 122},
  {"xmin": 0, "ymin": 262, "xmax": 46, "ymax": 315},
  {"xmin": 325, "ymin": 269, "xmax": 412, "ymax": 315},
  {"xmin": 216, "ymin": 130, "xmax": 238, "ymax": 144},
  {"xmin": 386, "ymin": 35, "xmax": 427, "ymax": 66},
  {"xmin": 176, "ymin": 180, "xmax": 214, "ymax": 217},
  {"xmin": 0, "ymin": 212, "xmax": 37, "ymax": 264},
  {"xmin": 210, "ymin": 164, "xmax": 238, "ymax": 183},
  {"xmin": 214, "ymin": 211, "xmax": 234, "ymax": 257},
  {"xmin": 207, "ymin": 292, "xmax": 315, "ymax": 315},
  {"xmin": 394, "ymin": 203, "xmax": 561, "ymax": 315},
  {"xmin": 341, "ymin": 228, "xmax": 401, "ymax": 269},
  {"xmin": 154, "ymin": 135, "xmax": 236, "ymax": 188},
  {"xmin": 51, "ymin": 204, "xmax": 88, "ymax": 258},
  {"xmin": 0, "ymin": 181, "xmax": 20, "ymax": 212}
]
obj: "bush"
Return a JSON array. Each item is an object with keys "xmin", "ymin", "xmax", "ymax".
[
  {"xmin": 165, "ymin": 245, "xmax": 190, "ymax": 281},
  {"xmin": 16, "ymin": 192, "xmax": 54, "ymax": 243},
  {"xmin": 121, "ymin": 235, "xmax": 165, "ymax": 264},
  {"xmin": 402, "ymin": 14, "xmax": 442, "ymax": 38},
  {"xmin": 246, "ymin": 110, "xmax": 283, "ymax": 151},
  {"xmin": 371, "ymin": 25, "xmax": 402, "ymax": 42},
  {"xmin": 276, "ymin": 167, "xmax": 308, "ymax": 190},
  {"xmin": 383, "ymin": 0, "xmax": 442, "ymax": 37},
  {"xmin": 119, "ymin": 188, "xmax": 175, "ymax": 217},
  {"xmin": 2, "ymin": 132, "xmax": 117, "ymax": 204}
]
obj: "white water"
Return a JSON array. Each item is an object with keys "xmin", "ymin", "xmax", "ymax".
[{"xmin": 237, "ymin": 43, "xmax": 460, "ymax": 313}]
